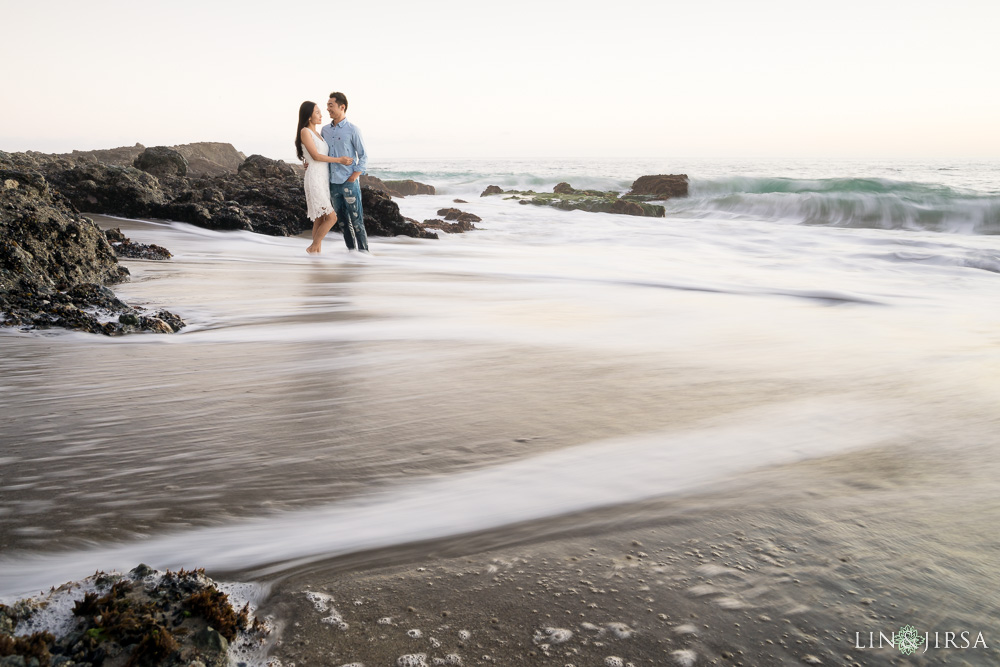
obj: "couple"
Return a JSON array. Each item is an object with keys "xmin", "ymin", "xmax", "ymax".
[{"xmin": 295, "ymin": 92, "xmax": 369, "ymax": 254}]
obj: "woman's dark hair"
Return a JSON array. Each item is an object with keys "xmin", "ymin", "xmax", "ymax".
[{"xmin": 295, "ymin": 101, "xmax": 317, "ymax": 161}]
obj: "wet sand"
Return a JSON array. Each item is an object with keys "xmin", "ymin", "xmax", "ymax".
[
  {"xmin": 264, "ymin": 445, "xmax": 1000, "ymax": 667},
  {"xmin": 3, "ymin": 215, "xmax": 1000, "ymax": 666}
]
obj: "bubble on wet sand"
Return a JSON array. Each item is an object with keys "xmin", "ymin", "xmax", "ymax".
[
  {"xmin": 397, "ymin": 654, "xmax": 428, "ymax": 667},
  {"xmin": 458, "ymin": 629, "xmax": 471, "ymax": 640},
  {"xmin": 534, "ymin": 627, "xmax": 573, "ymax": 644},
  {"xmin": 671, "ymin": 649, "xmax": 697, "ymax": 667},
  {"xmin": 339, "ymin": 663, "xmax": 365, "ymax": 667},
  {"xmin": 378, "ymin": 617, "xmax": 395, "ymax": 625},
  {"xmin": 407, "ymin": 628, "xmax": 424, "ymax": 638},
  {"xmin": 714, "ymin": 596, "xmax": 746, "ymax": 610},
  {"xmin": 604, "ymin": 657, "xmax": 625, "ymax": 667},
  {"xmin": 432, "ymin": 656, "xmax": 463, "ymax": 666},
  {"xmin": 606, "ymin": 622, "xmax": 634, "ymax": 639},
  {"xmin": 672, "ymin": 623, "xmax": 698, "ymax": 636},
  {"xmin": 304, "ymin": 591, "xmax": 348, "ymax": 629}
]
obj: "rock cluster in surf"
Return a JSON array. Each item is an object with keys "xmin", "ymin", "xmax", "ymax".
[{"xmin": 479, "ymin": 174, "xmax": 689, "ymax": 218}]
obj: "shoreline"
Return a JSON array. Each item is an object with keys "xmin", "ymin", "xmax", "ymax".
[{"xmin": 4, "ymin": 190, "xmax": 1000, "ymax": 665}]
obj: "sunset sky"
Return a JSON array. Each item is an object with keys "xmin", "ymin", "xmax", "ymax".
[{"xmin": 2, "ymin": 0, "xmax": 998, "ymax": 161}]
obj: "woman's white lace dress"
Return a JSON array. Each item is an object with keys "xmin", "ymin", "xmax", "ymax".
[{"xmin": 302, "ymin": 130, "xmax": 335, "ymax": 221}]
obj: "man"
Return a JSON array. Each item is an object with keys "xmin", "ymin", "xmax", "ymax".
[{"xmin": 321, "ymin": 91, "xmax": 369, "ymax": 252}]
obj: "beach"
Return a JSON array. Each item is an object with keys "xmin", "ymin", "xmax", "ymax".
[{"xmin": 2, "ymin": 158, "xmax": 1000, "ymax": 665}]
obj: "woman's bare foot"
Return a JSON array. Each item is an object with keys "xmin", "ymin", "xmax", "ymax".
[{"xmin": 306, "ymin": 213, "xmax": 337, "ymax": 254}]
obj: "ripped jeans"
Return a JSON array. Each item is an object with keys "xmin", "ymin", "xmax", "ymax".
[{"xmin": 329, "ymin": 179, "xmax": 368, "ymax": 251}]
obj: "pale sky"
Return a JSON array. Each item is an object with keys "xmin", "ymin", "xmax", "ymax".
[{"xmin": 2, "ymin": 0, "xmax": 998, "ymax": 160}]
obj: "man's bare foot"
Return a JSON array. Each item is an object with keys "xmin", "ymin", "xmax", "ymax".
[{"xmin": 306, "ymin": 243, "xmax": 321, "ymax": 254}]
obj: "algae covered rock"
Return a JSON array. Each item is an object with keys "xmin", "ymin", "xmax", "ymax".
[
  {"xmin": 482, "ymin": 181, "xmax": 667, "ymax": 217},
  {"xmin": 627, "ymin": 174, "xmax": 689, "ymax": 199},
  {"xmin": 0, "ymin": 567, "xmax": 267, "ymax": 667}
]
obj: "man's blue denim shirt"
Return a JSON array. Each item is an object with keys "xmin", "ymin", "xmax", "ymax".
[{"xmin": 321, "ymin": 119, "xmax": 367, "ymax": 185}]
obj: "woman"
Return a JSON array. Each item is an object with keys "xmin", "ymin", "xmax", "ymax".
[{"xmin": 295, "ymin": 101, "xmax": 353, "ymax": 254}]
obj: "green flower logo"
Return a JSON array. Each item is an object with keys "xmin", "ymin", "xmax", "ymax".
[{"xmin": 896, "ymin": 625, "xmax": 925, "ymax": 655}]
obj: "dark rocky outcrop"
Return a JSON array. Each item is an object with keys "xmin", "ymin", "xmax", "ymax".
[
  {"xmin": 5, "ymin": 146, "xmax": 456, "ymax": 240},
  {"xmin": 134, "ymin": 146, "xmax": 188, "ymax": 178},
  {"xmin": 4, "ymin": 149, "xmax": 443, "ymax": 239},
  {"xmin": 482, "ymin": 183, "xmax": 666, "ymax": 217},
  {"xmin": 0, "ymin": 160, "xmax": 183, "ymax": 335},
  {"xmin": 237, "ymin": 154, "xmax": 296, "ymax": 180},
  {"xmin": 481, "ymin": 185, "xmax": 504, "ymax": 197},
  {"xmin": 41, "ymin": 142, "xmax": 247, "ymax": 178},
  {"xmin": 104, "ymin": 227, "xmax": 173, "ymax": 260},
  {"xmin": 626, "ymin": 174, "xmax": 689, "ymax": 199}
]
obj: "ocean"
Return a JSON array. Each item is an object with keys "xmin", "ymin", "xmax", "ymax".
[{"xmin": 2, "ymin": 158, "xmax": 999, "ymax": 665}]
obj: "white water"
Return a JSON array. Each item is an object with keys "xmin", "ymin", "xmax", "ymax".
[{"xmin": 2, "ymin": 158, "xmax": 1000, "ymax": 601}]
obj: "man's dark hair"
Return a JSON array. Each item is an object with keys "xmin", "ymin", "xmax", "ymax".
[{"xmin": 329, "ymin": 92, "xmax": 348, "ymax": 111}]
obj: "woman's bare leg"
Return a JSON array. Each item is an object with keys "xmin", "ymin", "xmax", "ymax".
[
  {"xmin": 306, "ymin": 217, "xmax": 323, "ymax": 253},
  {"xmin": 307, "ymin": 212, "xmax": 338, "ymax": 254}
]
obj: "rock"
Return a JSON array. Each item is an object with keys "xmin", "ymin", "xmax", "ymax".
[
  {"xmin": 237, "ymin": 154, "xmax": 297, "ymax": 180},
  {"xmin": 453, "ymin": 199, "xmax": 468, "ymax": 203},
  {"xmin": 172, "ymin": 142, "xmax": 246, "ymax": 177},
  {"xmin": 0, "ymin": 170, "xmax": 128, "ymax": 291},
  {"xmin": 359, "ymin": 175, "xmax": 435, "ymax": 197},
  {"xmin": 359, "ymin": 173, "xmax": 391, "ymax": 193},
  {"xmin": 193, "ymin": 626, "xmax": 229, "ymax": 654},
  {"xmin": 384, "ymin": 179, "xmax": 435, "ymax": 196},
  {"xmin": 627, "ymin": 174, "xmax": 689, "ymax": 199},
  {"xmin": 499, "ymin": 183, "xmax": 666, "ymax": 218},
  {"xmin": 46, "ymin": 142, "xmax": 245, "ymax": 178},
  {"xmin": 422, "ymin": 219, "xmax": 476, "ymax": 233},
  {"xmin": 0, "ymin": 155, "xmax": 184, "ymax": 336},
  {"xmin": 63, "ymin": 143, "xmax": 146, "ymax": 167},
  {"xmin": 45, "ymin": 161, "xmax": 168, "ymax": 219},
  {"xmin": 0, "ymin": 568, "xmax": 264, "ymax": 667},
  {"xmin": 437, "ymin": 208, "xmax": 481, "ymax": 223},
  {"xmin": 355, "ymin": 188, "xmax": 439, "ymax": 239},
  {"xmin": 104, "ymin": 227, "xmax": 172, "ymax": 260},
  {"xmin": 133, "ymin": 145, "xmax": 189, "ymax": 178},
  {"xmin": 3, "ymin": 147, "xmax": 439, "ymax": 241},
  {"xmin": 481, "ymin": 185, "xmax": 504, "ymax": 197}
]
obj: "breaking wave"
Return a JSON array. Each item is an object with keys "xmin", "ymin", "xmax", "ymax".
[{"xmin": 667, "ymin": 177, "xmax": 1000, "ymax": 234}]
